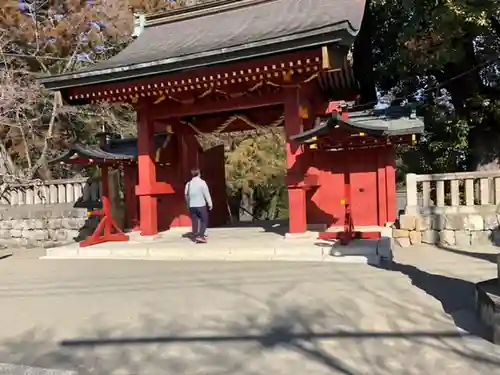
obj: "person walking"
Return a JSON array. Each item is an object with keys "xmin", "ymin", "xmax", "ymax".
[{"xmin": 185, "ymin": 168, "xmax": 213, "ymax": 243}]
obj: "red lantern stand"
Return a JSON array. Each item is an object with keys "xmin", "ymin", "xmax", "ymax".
[{"xmin": 311, "ymin": 102, "xmax": 382, "ymax": 245}]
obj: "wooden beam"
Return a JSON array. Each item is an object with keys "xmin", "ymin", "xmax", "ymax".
[
  {"xmin": 67, "ymin": 49, "xmax": 324, "ymax": 103},
  {"xmin": 150, "ymin": 91, "xmax": 283, "ymax": 120}
]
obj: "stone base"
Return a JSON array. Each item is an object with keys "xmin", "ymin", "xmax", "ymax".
[
  {"xmin": 475, "ymin": 278, "xmax": 500, "ymax": 344},
  {"xmin": 42, "ymin": 227, "xmax": 386, "ymax": 264}
]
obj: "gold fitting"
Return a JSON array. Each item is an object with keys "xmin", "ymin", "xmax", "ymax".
[{"xmin": 299, "ymin": 106, "xmax": 309, "ymax": 119}]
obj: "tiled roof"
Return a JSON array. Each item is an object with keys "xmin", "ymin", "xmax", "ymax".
[
  {"xmin": 50, "ymin": 134, "xmax": 170, "ymax": 164},
  {"xmin": 39, "ymin": 0, "xmax": 366, "ymax": 90},
  {"xmin": 290, "ymin": 105, "xmax": 424, "ymax": 143}
]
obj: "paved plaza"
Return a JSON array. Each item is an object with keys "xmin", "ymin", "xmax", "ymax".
[{"xmin": 0, "ymin": 245, "xmax": 499, "ymax": 374}]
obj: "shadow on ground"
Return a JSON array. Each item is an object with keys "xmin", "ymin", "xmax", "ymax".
[
  {"xmin": 0, "ymin": 295, "xmax": 499, "ymax": 375},
  {"xmin": 374, "ymin": 260, "xmax": 490, "ymax": 339}
]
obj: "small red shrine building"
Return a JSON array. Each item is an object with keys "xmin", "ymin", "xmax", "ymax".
[{"xmin": 40, "ymin": 0, "xmax": 423, "ymax": 239}]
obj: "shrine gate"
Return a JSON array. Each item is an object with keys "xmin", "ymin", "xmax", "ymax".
[{"xmin": 40, "ymin": 0, "xmax": 423, "ymax": 243}]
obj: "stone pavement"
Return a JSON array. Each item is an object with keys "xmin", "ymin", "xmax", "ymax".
[
  {"xmin": 0, "ymin": 245, "xmax": 499, "ymax": 374},
  {"xmin": 42, "ymin": 226, "xmax": 386, "ymax": 264}
]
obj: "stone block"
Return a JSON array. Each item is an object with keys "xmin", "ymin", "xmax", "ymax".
[
  {"xmin": 0, "ymin": 229, "xmax": 11, "ymax": 239},
  {"xmin": 0, "ymin": 220, "xmax": 13, "ymax": 230},
  {"xmin": 444, "ymin": 214, "xmax": 466, "ymax": 230},
  {"xmin": 492, "ymin": 230, "xmax": 500, "ymax": 246},
  {"xmin": 475, "ymin": 279, "xmax": 500, "ymax": 345},
  {"xmin": 0, "ymin": 238, "xmax": 15, "ymax": 248},
  {"xmin": 63, "ymin": 208, "xmax": 88, "ymax": 218},
  {"xmin": 455, "ymin": 230, "xmax": 471, "ymax": 247},
  {"xmin": 484, "ymin": 214, "xmax": 499, "ymax": 230},
  {"xmin": 33, "ymin": 219, "xmax": 46, "ymax": 230},
  {"xmin": 399, "ymin": 215, "xmax": 416, "ymax": 230},
  {"xmin": 415, "ymin": 216, "xmax": 430, "ymax": 231},
  {"xmin": 25, "ymin": 238, "xmax": 43, "ymax": 248},
  {"xmin": 409, "ymin": 230, "xmax": 422, "ymax": 245},
  {"xmin": 76, "ymin": 217, "xmax": 88, "ymax": 227},
  {"xmin": 392, "ymin": 229, "xmax": 409, "ymax": 238},
  {"xmin": 464, "ymin": 215, "xmax": 484, "ymax": 231},
  {"xmin": 61, "ymin": 218, "xmax": 81, "ymax": 230},
  {"xmin": 11, "ymin": 219, "xmax": 26, "ymax": 230},
  {"xmin": 439, "ymin": 230, "xmax": 456, "ymax": 246},
  {"xmin": 23, "ymin": 229, "xmax": 49, "ymax": 241},
  {"xmin": 42, "ymin": 241, "xmax": 57, "ymax": 249},
  {"xmin": 22, "ymin": 219, "xmax": 35, "ymax": 230},
  {"xmin": 13, "ymin": 238, "xmax": 28, "ymax": 247},
  {"xmin": 49, "ymin": 229, "xmax": 67, "ymax": 242},
  {"xmin": 380, "ymin": 226, "xmax": 392, "ymax": 238},
  {"xmin": 471, "ymin": 230, "xmax": 492, "ymax": 246},
  {"xmin": 422, "ymin": 230, "xmax": 439, "ymax": 244},
  {"xmin": 431, "ymin": 215, "xmax": 445, "ymax": 230},
  {"xmin": 66, "ymin": 230, "xmax": 80, "ymax": 241},
  {"xmin": 23, "ymin": 218, "xmax": 46, "ymax": 230},
  {"xmin": 10, "ymin": 229, "xmax": 22, "ymax": 238},
  {"xmin": 47, "ymin": 219, "xmax": 62, "ymax": 230},
  {"xmin": 394, "ymin": 237, "xmax": 411, "ymax": 248},
  {"xmin": 377, "ymin": 237, "xmax": 393, "ymax": 261}
]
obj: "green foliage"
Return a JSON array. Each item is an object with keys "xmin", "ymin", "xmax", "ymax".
[
  {"xmin": 370, "ymin": 0, "xmax": 500, "ymax": 172},
  {"xmin": 5, "ymin": 0, "xmax": 500, "ymax": 214},
  {"xmin": 225, "ymin": 130, "xmax": 285, "ymax": 194}
]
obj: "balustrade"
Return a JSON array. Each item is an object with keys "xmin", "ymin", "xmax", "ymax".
[
  {"xmin": 0, "ymin": 178, "xmax": 101, "ymax": 206},
  {"xmin": 405, "ymin": 171, "xmax": 500, "ymax": 215}
]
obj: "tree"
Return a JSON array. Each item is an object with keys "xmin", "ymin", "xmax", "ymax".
[
  {"xmin": 224, "ymin": 129, "xmax": 286, "ymax": 220},
  {"xmin": 366, "ymin": 0, "xmax": 500, "ymax": 172},
  {"xmin": 0, "ymin": 0, "xmax": 191, "ymax": 186}
]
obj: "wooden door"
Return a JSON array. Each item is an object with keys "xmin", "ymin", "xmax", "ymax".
[{"xmin": 348, "ymin": 150, "xmax": 379, "ymax": 227}]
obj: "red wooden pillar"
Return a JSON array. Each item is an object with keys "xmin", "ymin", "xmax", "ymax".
[
  {"xmin": 377, "ymin": 150, "xmax": 388, "ymax": 226},
  {"xmin": 385, "ymin": 146, "xmax": 397, "ymax": 223},
  {"xmin": 284, "ymin": 86, "xmax": 307, "ymax": 234},
  {"xmin": 136, "ymin": 109, "xmax": 159, "ymax": 236}
]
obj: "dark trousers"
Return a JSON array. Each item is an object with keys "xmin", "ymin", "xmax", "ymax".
[{"xmin": 189, "ymin": 206, "xmax": 208, "ymax": 237}]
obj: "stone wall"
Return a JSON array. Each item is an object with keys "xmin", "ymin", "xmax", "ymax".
[
  {"xmin": 393, "ymin": 213, "xmax": 500, "ymax": 247},
  {"xmin": 0, "ymin": 204, "xmax": 95, "ymax": 249}
]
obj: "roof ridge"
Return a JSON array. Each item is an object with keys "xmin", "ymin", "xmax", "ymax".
[{"xmin": 145, "ymin": 0, "xmax": 277, "ymax": 27}]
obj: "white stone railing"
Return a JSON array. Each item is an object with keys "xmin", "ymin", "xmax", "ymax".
[
  {"xmin": 405, "ymin": 171, "xmax": 500, "ymax": 215},
  {"xmin": 0, "ymin": 177, "xmax": 101, "ymax": 206}
]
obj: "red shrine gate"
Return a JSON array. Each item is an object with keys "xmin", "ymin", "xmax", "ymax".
[{"xmin": 40, "ymin": 0, "xmax": 423, "ymax": 245}]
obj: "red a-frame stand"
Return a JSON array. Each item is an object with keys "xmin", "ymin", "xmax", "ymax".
[{"xmin": 80, "ymin": 166, "xmax": 129, "ymax": 247}]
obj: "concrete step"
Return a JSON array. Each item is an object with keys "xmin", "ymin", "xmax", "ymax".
[{"xmin": 42, "ymin": 239, "xmax": 383, "ymax": 264}]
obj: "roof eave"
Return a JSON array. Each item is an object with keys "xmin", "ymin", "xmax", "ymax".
[{"xmin": 39, "ymin": 25, "xmax": 356, "ymax": 93}]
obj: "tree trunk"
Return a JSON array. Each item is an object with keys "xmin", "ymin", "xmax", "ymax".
[{"xmin": 352, "ymin": 0, "xmax": 377, "ymax": 105}]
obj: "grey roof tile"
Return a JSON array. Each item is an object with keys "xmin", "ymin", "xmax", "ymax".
[
  {"xmin": 50, "ymin": 134, "xmax": 170, "ymax": 164},
  {"xmin": 39, "ymin": 0, "xmax": 366, "ymax": 89}
]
